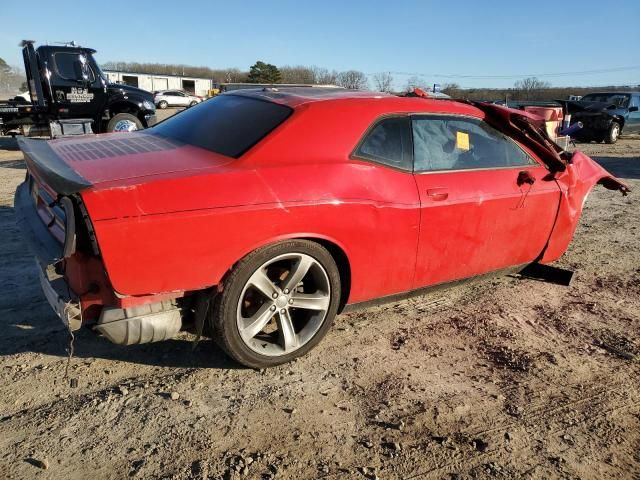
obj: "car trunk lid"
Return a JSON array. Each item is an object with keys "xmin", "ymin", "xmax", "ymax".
[{"xmin": 19, "ymin": 132, "xmax": 234, "ymax": 196}]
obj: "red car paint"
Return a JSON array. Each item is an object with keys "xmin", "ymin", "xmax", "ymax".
[{"xmin": 18, "ymin": 90, "xmax": 628, "ymax": 323}]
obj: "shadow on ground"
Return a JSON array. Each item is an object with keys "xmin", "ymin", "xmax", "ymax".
[
  {"xmin": 592, "ymin": 156, "xmax": 640, "ymax": 180},
  {"xmin": 0, "ymin": 136, "xmax": 19, "ymax": 151},
  {"xmin": 0, "ymin": 201, "xmax": 240, "ymax": 370}
]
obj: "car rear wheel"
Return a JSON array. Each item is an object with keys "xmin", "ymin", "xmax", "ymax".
[
  {"xmin": 605, "ymin": 122, "xmax": 621, "ymax": 144},
  {"xmin": 189, "ymin": 100, "xmax": 198, "ymax": 107},
  {"xmin": 106, "ymin": 113, "xmax": 143, "ymax": 133},
  {"xmin": 211, "ymin": 240, "xmax": 341, "ymax": 368},
  {"xmin": 158, "ymin": 100, "xmax": 168, "ymax": 109}
]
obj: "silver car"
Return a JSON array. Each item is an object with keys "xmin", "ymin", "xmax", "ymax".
[{"xmin": 154, "ymin": 90, "xmax": 202, "ymax": 109}]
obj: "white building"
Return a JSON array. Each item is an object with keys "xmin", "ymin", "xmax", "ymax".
[{"xmin": 104, "ymin": 70, "xmax": 213, "ymax": 97}]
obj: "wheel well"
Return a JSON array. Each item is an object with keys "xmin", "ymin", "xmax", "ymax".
[
  {"xmin": 108, "ymin": 102, "xmax": 141, "ymax": 118},
  {"xmin": 303, "ymin": 237, "xmax": 351, "ymax": 313}
]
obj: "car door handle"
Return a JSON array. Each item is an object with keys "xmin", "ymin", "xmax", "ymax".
[{"xmin": 426, "ymin": 188, "xmax": 449, "ymax": 201}]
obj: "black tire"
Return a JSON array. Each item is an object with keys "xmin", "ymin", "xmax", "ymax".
[
  {"xmin": 605, "ymin": 122, "xmax": 621, "ymax": 144},
  {"xmin": 211, "ymin": 240, "xmax": 341, "ymax": 368},
  {"xmin": 106, "ymin": 113, "xmax": 143, "ymax": 133},
  {"xmin": 189, "ymin": 100, "xmax": 198, "ymax": 107},
  {"xmin": 157, "ymin": 100, "xmax": 168, "ymax": 109}
]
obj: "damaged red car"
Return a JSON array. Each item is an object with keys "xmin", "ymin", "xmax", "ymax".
[{"xmin": 15, "ymin": 88, "xmax": 629, "ymax": 368}]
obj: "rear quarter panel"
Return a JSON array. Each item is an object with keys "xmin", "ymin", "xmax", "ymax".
[{"xmin": 81, "ymin": 161, "xmax": 420, "ymax": 304}]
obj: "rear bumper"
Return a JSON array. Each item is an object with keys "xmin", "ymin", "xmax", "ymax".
[
  {"xmin": 37, "ymin": 261, "xmax": 82, "ymax": 331},
  {"xmin": 15, "ymin": 181, "xmax": 82, "ymax": 330},
  {"xmin": 14, "ymin": 181, "xmax": 65, "ymax": 265}
]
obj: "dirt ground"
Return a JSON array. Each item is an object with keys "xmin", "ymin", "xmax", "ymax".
[{"xmin": 0, "ymin": 130, "xmax": 638, "ymax": 480}]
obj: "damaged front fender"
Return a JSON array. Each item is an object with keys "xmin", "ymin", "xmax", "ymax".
[{"xmin": 539, "ymin": 150, "xmax": 630, "ymax": 263}]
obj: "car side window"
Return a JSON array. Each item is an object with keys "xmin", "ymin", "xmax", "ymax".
[
  {"xmin": 354, "ymin": 117, "xmax": 413, "ymax": 171},
  {"xmin": 412, "ymin": 116, "xmax": 536, "ymax": 172}
]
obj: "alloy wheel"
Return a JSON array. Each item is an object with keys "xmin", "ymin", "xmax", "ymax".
[{"xmin": 235, "ymin": 253, "xmax": 331, "ymax": 356}]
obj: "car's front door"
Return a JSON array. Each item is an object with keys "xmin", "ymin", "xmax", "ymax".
[
  {"xmin": 411, "ymin": 114, "xmax": 561, "ymax": 289},
  {"xmin": 162, "ymin": 92, "xmax": 176, "ymax": 106},
  {"xmin": 175, "ymin": 91, "xmax": 190, "ymax": 106},
  {"xmin": 49, "ymin": 50, "xmax": 107, "ymax": 119},
  {"xmin": 626, "ymin": 95, "xmax": 640, "ymax": 133}
]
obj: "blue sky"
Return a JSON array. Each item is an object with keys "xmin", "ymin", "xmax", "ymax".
[{"xmin": 1, "ymin": 0, "xmax": 639, "ymax": 89}]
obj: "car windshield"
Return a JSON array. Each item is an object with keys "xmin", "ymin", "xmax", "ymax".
[
  {"xmin": 91, "ymin": 55, "xmax": 108, "ymax": 83},
  {"xmin": 581, "ymin": 94, "xmax": 630, "ymax": 107},
  {"xmin": 151, "ymin": 94, "xmax": 293, "ymax": 158}
]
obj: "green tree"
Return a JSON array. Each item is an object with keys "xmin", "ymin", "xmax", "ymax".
[{"xmin": 247, "ymin": 61, "xmax": 281, "ymax": 83}]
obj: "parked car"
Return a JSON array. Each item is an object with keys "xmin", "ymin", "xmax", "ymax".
[
  {"xmin": 154, "ymin": 90, "xmax": 202, "ymax": 109},
  {"xmin": 13, "ymin": 91, "xmax": 31, "ymax": 103},
  {"xmin": 564, "ymin": 92, "xmax": 640, "ymax": 144},
  {"xmin": 15, "ymin": 88, "xmax": 629, "ymax": 368}
]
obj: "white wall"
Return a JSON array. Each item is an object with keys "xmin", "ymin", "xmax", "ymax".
[{"xmin": 104, "ymin": 71, "xmax": 212, "ymax": 96}]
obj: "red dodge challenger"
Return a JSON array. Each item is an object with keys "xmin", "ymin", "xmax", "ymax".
[{"xmin": 14, "ymin": 88, "xmax": 629, "ymax": 368}]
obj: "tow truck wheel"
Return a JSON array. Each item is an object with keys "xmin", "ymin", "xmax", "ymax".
[
  {"xmin": 107, "ymin": 113, "xmax": 143, "ymax": 133},
  {"xmin": 605, "ymin": 122, "xmax": 621, "ymax": 144}
]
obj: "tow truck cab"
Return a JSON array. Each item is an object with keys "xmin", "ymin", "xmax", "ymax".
[{"xmin": 0, "ymin": 41, "xmax": 156, "ymax": 136}]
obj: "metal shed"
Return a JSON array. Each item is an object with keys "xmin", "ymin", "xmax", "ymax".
[{"xmin": 103, "ymin": 71, "xmax": 213, "ymax": 96}]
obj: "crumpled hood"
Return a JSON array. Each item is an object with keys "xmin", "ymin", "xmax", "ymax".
[
  {"xmin": 19, "ymin": 132, "xmax": 234, "ymax": 195},
  {"xmin": 562, "ymin": 100, "xmax": 625, "ymax": 115}
]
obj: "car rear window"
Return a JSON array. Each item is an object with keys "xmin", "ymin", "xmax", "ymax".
[{"xmin": 151, "ymin": 95, "xmax": 292, "ymax": 158}]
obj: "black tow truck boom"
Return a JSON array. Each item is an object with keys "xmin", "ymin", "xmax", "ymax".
[{"xmin": 0, "ymin": 41, "xmax": 156, "ymax": 137}]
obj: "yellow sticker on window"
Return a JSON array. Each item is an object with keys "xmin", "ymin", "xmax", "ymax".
[{"xmin": 456, "ymin": 131, "xmax": 470, "ymax": 151}]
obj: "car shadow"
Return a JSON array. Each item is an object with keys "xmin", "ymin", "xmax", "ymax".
[
  {"xmin": 0, "ymin": 135, "xmax": 19, "ymax": 151},
  {"xmin": 592, "ymin": 155, "xmax": 640, "ymax": 180},
  {"xmin": 0, "ymin": 159, "xmax": 25, "ymax": 169}
]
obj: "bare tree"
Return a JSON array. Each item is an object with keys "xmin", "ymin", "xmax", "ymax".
[
  {"xmin": 213, "ymin": 68, "xmax": 248, "ymax": 83},
  {"xmin": 279, "ymin": 65, "xmax": 315, "ymax": 84},
  {"xmin": 312, "ymin": 66, "xmax": 338, "ymax": 85},
  {"xmin": 441, "ymin": 82, "xmax": 462, "ymax": 97},
  {"xmin": 513, "ymin": 77, "xmax": 551, "ymax": 100},
  {"xmin": 405, "ymin": 75, "xmax": 429, "ymax": 93},
  {"xmin": 336, "ymin": 70, "xmax": 368, "ymax": 89},
  {"xmin": 373, "ymin": 72, "xmax": 394, "ymax": 93}
]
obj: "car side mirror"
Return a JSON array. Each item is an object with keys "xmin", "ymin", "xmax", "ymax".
[{"xmin": 629, "ymin": 106, "xmax": 639, "ymax": 112}]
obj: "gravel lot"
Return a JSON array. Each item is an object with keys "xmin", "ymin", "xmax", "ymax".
[{"xmin": 0, "ymin": 129, "xmax": 638, "ymax": 480}]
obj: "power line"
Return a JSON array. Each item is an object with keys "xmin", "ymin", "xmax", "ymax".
[{"xmin": 367, "ymin": 65, "xmax": 640, "ymax": 80}]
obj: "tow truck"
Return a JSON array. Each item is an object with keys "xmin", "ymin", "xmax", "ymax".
[{"xmin": 0, "ymin": 41, "xmax": 156, "ymax": 137}]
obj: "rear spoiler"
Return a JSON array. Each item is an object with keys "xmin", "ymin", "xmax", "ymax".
[{"xmin": 18, "ymin": 137, "xmax": 92, "ymax": 195}]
